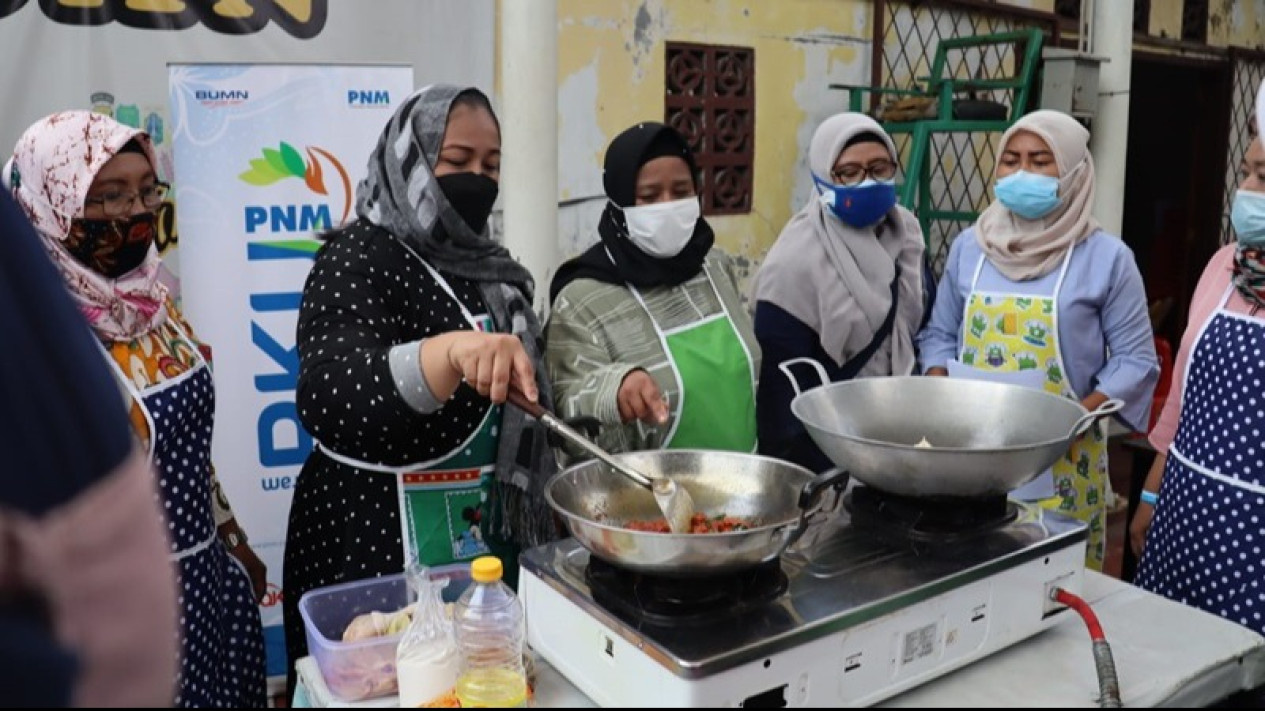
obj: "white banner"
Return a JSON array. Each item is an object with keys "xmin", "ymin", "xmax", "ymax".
[
  {"xmin": 0, "ymin": 0, "xmax": 493, "ymax": 293},
  {"xmin": 169, "ymin": 63, "xmax": 413, "ymax": 678}
]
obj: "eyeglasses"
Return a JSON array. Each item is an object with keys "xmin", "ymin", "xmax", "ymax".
[
  {"xmin": 830, "ymin": 161, "xmax": 897, "ymax": 186},
  {"xmin": 84, "ymin": 182, "xmax": 170, "ymax": 217}
]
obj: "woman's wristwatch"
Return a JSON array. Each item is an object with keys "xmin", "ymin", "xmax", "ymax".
[{"xmin": 1139, "ymin": 489, "xmax": 1159, "ymax": 507}]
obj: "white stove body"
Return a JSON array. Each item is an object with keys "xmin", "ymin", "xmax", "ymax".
[{"xmin": 521, "ymin": 539, "xmax": 1086, "ymax": 707}]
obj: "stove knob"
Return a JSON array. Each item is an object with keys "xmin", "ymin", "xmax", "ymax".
[{"xmin": 794, "ymin": 673, "xmax": 810, "ymax": 704}]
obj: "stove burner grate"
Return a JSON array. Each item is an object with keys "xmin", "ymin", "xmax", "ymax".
[
  {"xmin": 844, "ymin": 485, "xmax": 1018, "ymax": 545},
  {"xmin": 585, "ymin": 556, "xmax": 787, "ymax": 627}
]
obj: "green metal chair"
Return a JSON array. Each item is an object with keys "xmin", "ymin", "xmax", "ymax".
[{"xmin": 830, "ymin": 29, "xmax": 1046, "ymax": 244}]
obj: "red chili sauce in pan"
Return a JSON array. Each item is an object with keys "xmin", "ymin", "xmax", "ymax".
[{"xmin": 624, "ymin": 512, "xmax": 755, "ymax": 533}]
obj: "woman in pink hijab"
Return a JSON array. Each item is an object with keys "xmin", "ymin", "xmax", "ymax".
[{"xmin": 7, "ymin": 110, "xmax": 267, "ymax": 707}]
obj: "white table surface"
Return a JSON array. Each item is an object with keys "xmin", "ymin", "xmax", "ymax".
[{"xmin": 295, "ymin": 571, "xmax": 1265, "ymax": 708}]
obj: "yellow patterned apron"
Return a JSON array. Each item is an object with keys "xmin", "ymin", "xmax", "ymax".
[{"xmin": 957, "ymin": 249, "xmax": 1108, "ymax": 570}]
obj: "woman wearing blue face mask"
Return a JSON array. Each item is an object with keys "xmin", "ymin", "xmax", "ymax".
[
  {"xmin": 751, "ymin": 113, "xmax": 932, "ymax": 473},
  {"xmin": 918, "ymin": 109, "xmax": 1159, "ymax": 571},
  {"xmin": 546, "ymin": 122, "xmax": 760, "ymax": 460},
  {"xmin": 1130, "ymin": 98, "xmax": 1265, "ymax": 636}
]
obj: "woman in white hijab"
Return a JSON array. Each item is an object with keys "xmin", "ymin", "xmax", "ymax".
[
  {"xmin": 751, "ymin": 113, "xmax": 931, "ymax": 473},
  {"xmin": 918, "ymin": 109, "xmax": 1159, "ymax": 571}
]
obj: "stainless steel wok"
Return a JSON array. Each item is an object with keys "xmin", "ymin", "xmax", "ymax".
[
  {"xmin": 787, "ymin": 372, "xmax": 1121, "ymax": 498},
  {"xmin": 545, "ymin": 450, "xmax": 848, "ymax": 576}
]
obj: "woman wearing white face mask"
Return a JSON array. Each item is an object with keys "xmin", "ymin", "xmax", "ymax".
[
  {"xmin": 546, "ymin": 122, "xmax": 760, "ymax": 460},
  {"xmin": 918, "ymin": 109, "xmax": 1159, "ymax": 571},
  {"xmin": 751, "ymin": 113, "xmax": 932, "ymax": 474}
]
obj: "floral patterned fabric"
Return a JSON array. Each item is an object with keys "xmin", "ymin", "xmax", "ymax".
[{"xmin": 6, "ymin": 111, "xmax": 168, "ymax": 341}]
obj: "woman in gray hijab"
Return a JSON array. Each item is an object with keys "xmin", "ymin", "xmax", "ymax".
[
  {"xmin": 752, "ymin": 113, "xmax": 930, "ymax": 472},
  {"xmin": 282, "ymin": 85, "xmax": 556, "ymax": 693}
]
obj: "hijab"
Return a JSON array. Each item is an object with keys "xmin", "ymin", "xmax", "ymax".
[
  {"xmin": 354, "ymin": 84, "xmax": 559, "ymax": 549},
  {"xmin": 5, "ymin": 111, "xmax": 168, "ymax": 342},
  {"xmin": 548, "ymin": 122, "xmax": 714, "ymax": 303},
  {"xmin": 976, "ymin": 110, "xmax": 1100, "ymax": 281},
  {"xmin": 753, "ymin": 113, "xmax": 926, "ymax": 376}
]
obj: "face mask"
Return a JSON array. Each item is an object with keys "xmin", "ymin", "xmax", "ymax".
[
  {"xmin": 437, "ymin": 172, "xmax": 499, "ymax": 234},
  {"xmin": 620, "ymin": 197, "xmax": 701, "ymax": 258},
  {"xmin": 814, "ymin": 175, "xmax": 897, "ymax": 228},
  {"xmin": 994, "ymin": 171, "xmax": 1061, "ymax": 220},
  {"xmin": 65, "ymin": 213, "xmax": 156, "ymax": 278},
  {"xmin": 1231, "ymin": 189, "xmax": 1265, "ymax": 246}
]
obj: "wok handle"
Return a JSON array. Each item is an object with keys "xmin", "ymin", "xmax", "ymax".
[
  {"xmin": 779, "ymin": 468, "xmax": 850, "ymax": 553},
  {"xmin": 778, "ymin": 357, "xmax": 830, "ymax": 397},
  {"xmin": 1068, "ymin": 398, "xmax": 1125, "ymax": 440},
  {"xmin": 506, "ymin": 387, "xmax": 655, "ymax": 489}
]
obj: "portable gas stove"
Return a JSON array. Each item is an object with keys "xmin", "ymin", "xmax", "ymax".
[{"xmin": 519, "ymin": 484, "xmax": 1088, "ymax": 707}]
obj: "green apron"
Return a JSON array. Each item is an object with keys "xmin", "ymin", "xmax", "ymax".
[
  {"xmin": 628, "ymin": 261, "xmax": 758, "ymax": 451},
  {"xmin": 314, "ymin": 256, "xmax": 517, "ymax": 583}
]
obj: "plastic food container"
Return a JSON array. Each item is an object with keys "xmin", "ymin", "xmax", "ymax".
[{"xmin": 298, "ymin": 564, "xmax": 474, "ymax": 702}]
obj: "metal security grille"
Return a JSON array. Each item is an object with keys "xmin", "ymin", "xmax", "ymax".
[
  {"xmin": 665, "ymin": 41, "xmax": 755, "ymax": 216},
  {"xmin": 1222, "ymin": 49, "xmax": 1265, "ymax": 244},
  {"xmin": 872, "ymin": 0, "xmax": 1059, "ymax": 275}
]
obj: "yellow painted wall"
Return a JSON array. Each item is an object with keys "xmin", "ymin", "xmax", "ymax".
[
  {"xmin": 999, "ymin": 0, "xmax": 1055, "ymax": 12},
  {"xmin": 1209, "ymin": 0, "xmax": 1265, "ymax": 48},
  {"xmin": 554, "ymin": 0, "xmax": 873, "ymax": 282},
  {"xmin": 1148, "ymin": 0, "xmax": 1184, "ymax": 39}
]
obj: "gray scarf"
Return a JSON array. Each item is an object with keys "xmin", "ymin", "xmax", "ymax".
[
  {"xmin": 753, "ymin": 113, "xmax": 925, "ymax": 375},
  {"xmin": 355, "ymin": 83, "xmax": 559, "ymax": 549}
]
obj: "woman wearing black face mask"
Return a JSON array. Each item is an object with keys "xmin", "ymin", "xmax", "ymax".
[
  {"xmin": 7, "ymin": 112, "xmax": 267, "ymax": 707},
  {"xmin": 284, "ymin": 86, "xmax": 557, "ymax": 693}
]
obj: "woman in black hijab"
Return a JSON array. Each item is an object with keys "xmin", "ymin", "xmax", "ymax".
[{"xmin": 546, "ymin": 122, "xmax": 761, "ymax": 460}]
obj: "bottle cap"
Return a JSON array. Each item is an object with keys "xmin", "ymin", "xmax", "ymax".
[{"xmin": 471, "ymin": 556, "xmax": 503, "ymax": 583}]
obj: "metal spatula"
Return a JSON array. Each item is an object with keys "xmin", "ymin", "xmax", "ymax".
[{"xmin": 506, "ymin": 388, "xmax": 696, "ymax": 534}]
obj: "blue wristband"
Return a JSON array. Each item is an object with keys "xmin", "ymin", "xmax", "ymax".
[{"xmin": 1140, "ymin": 490, "xmax": 1159, "ymax": 506}]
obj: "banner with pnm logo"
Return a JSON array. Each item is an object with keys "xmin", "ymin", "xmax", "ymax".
[{"xmin": 169, "ymin": 63, "xmax": 413, "ymax": 677}]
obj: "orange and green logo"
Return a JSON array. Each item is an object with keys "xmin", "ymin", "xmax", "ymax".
[{"xmin": 239, "ymin": 142, "xmax": 351, "ymax": 258}]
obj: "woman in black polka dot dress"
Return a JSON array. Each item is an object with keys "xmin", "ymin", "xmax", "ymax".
[{"xmin": 282, "ymin": 85, "xmax": 558, "ymax": 693}]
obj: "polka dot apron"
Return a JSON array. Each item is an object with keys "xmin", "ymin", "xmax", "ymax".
[
  {"xmin": 1135, "ymin": 285, "xmax": 1265, "ymax": 635},
  {"xmin": 101, "ymin": 321, "xmax": 265, "ymax": 707},
  {"xmin": 957, "ymin": 248, "xmax": 1109, "ymax": 570},
  {"xmin": 313, "ymin": 256, "xmax": 510, "ymax": 570}
]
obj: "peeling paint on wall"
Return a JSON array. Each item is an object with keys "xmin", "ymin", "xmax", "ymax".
[
  {"xmin": 1208, "ymin": 0, "xmax": 1265, "ymax": 46},
  {"xmin": 557, "ymin": 58, "xmax": 607, "ymax": 203},
  {"xmin": 555, "ymin": 0, "xmax": 873, "ymax": 296}
]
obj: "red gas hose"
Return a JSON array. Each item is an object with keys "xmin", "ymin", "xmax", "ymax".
[
  {"xmin": 1053, "ymin": 587, "xmax": 1121, "ymax": 708},
  {"xmin": 1054, "ymin": 587, "xmax": 1106, "ymax": 640}
]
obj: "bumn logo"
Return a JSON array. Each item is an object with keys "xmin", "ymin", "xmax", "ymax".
[{"xmin": 195, "ymin": 89, "xmax": 249, "ymax": 106}]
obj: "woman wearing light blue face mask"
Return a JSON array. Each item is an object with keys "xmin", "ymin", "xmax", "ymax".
[
  {"xmin": 1130, "ymin": 96, "xmax": 1265, "ymax": 637},
  {"xmin": 545, "ymin": 122, "xmax": 761, "ymax": 461},
  {"xmin": 751, "ymin": 113, "xmax": 932, "ymax": 473},
  {"xmin": 918, "ymin": 109, "xmax": 1159, "ymax": 571}
]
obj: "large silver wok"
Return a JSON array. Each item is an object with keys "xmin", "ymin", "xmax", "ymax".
[
  {"xmin": 787, "ymin": 371, "xmax": 1121, "ymax": 498},
  {"xmin": 545, "ymin": 450, "xmax": 848, "ymax": 576}
]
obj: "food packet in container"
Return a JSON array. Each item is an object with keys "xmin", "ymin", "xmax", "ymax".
[
  {"xmin": 396, "ymin": 562, "xmax": 461, "ymax": 707},
  {"xmin": 341, "ymin": 608, "xmax": 413, "ymax": 642}
]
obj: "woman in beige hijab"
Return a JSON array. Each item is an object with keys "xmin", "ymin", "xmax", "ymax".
[{"xmin": 917, "ymin": 109, "xmax": 1159, "ymax": 571}]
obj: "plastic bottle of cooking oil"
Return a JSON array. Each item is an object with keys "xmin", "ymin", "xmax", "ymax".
[{"xmin": 453, "ymin": 556, "xmax": 528, "ymax": 708}]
